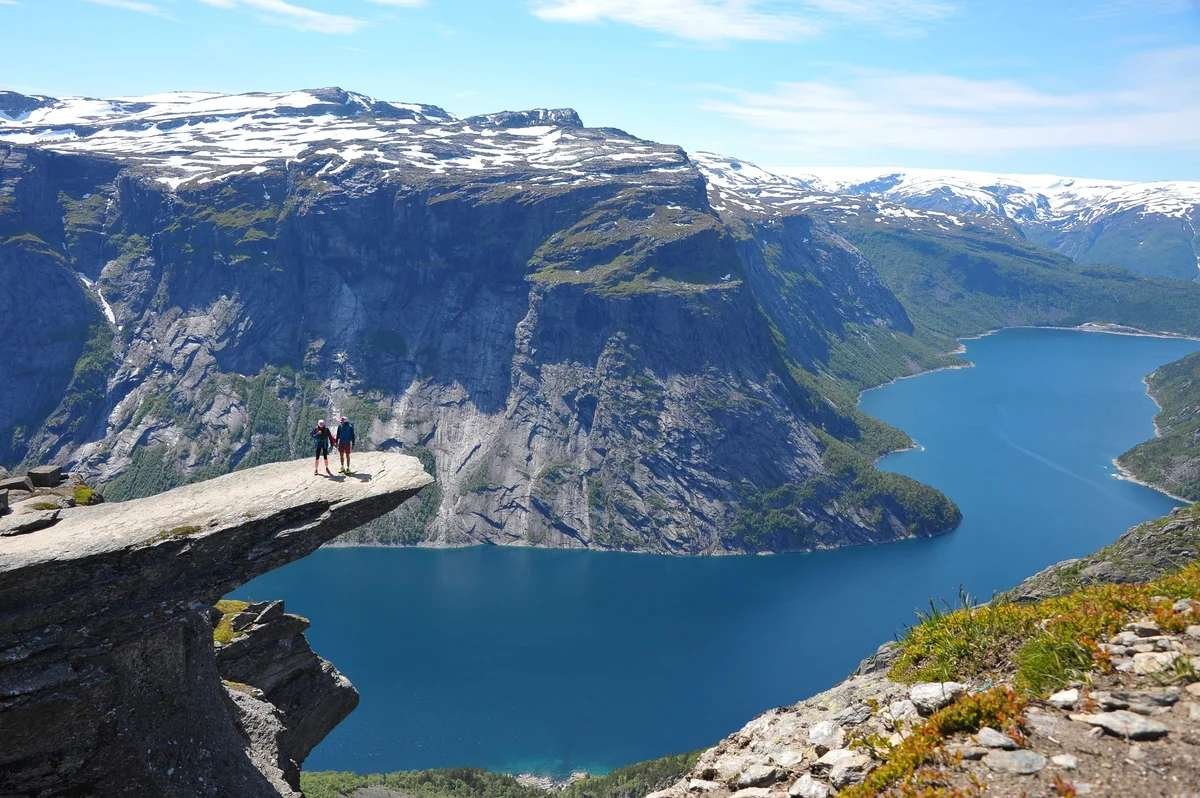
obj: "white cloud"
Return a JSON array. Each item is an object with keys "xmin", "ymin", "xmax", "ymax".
[
  {"xmin": 530, "ymin": 0, "xmax": 956, "ymax": 42},
  {"xmin": 365, "ymin": 0, "xmax": 426, "ymax": 5},
  {"xmin": 700, "ymin": 48, "xmax": 1200, "ymax": 154},
  {"xmin": 197, "ymin": 0, "xmax": 365, "ymax": 33},
  {"xmin": 84, "ymin": 0, "xmax": 171, "ymax": 16}
]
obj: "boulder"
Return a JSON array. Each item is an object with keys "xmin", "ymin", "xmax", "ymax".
[
  {"xmin": 26, "ymin": 465, "xmax": 62, "ymax": 488},
  {"xmin": 909, "ymin": 681, "xmax": 965, "ymax": 715},
  {"xmin": 788, "ymin": 774, "xmax": 830, "ymax": 798},
  {"xmin": 975, "ymin": 726, "xmax": 1018, "ymax": 749},
  {"xmin": 1132, "ymin": 651, "xmax": 1179, "ymax": 674},
  {"xmin": 806, "ymin": 720, "xmax": 844, "ymax": 754},
  {"xmin": 983, "ymin": 750, "xmax": 1046, "ymax": 774},
  {"xmin": 0, "ymin": 476, "xmax": 32, "ymax": 493},
  {"xmin": 734, "ymin": 763, "xmax": 782, "ymax": 789},
  {"xmin": 1047, "ymin": 688, "xmax": 1079, "ymax": 709},
  {"xmin": 1069, "ymin": 710, "xmax": 1169, "ymax": 740},
  {"xmin": 0, "ymin": 453, "xmax": 432, "ymax": 798}
]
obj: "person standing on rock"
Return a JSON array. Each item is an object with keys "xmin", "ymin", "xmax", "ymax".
[
  {"xmin": 311, "ymin": 419, "xmax": 336, "ymax": 476},
  {"xmin": 334, "ymin": 415, "xmax": 356, "ymax": 474}
]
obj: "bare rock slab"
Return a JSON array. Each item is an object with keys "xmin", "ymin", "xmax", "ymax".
[
  {"xmin": 0, "ymin": 453, "xmax": 432, "ymax": 798},
  {"xmin": 983, "ymin": 749, "xmax": 1047, "ymax": 774},
  {"xmin": 26, "ymin": 465, "xmax": 62, "ymax": 487},
  {"xmin": 909, "ymin": 681, "xmax": 965, "ymax": 714}
]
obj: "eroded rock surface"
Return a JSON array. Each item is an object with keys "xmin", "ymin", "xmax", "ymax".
[{"xmin": 0, "ymin": 452, "xmax": 430, "ymax": 797}]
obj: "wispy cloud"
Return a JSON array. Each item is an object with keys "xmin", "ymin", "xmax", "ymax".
[
  {"xmin": 197, "ymin": 0, "xmax": 365, "ymax": 33},
  {"xmin": 365, "ymin": 0, "xmax": 426, "ymax": 6},
  {"xmin": 530, "ymin": 0, "xmax": 956, "ymax": 42},
  {"xmin": 84, "ymin": 0, "xmax": 172, "ymax": 17},
  {"xmin": 700, "ymin": 47, "xmax": 1200, "ymax": 154}
]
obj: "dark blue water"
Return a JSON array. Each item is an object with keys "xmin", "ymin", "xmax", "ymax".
[{"xmin": 241, "ymin": 328, "xmax": 1198, "ymax": 777}]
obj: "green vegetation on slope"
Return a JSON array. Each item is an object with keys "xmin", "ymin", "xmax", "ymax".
[
  {"xmin": 890, "ymin": 543, "xmax": 1200, "ymax": 695},
  {"xmin": 301, "ymin": 751, "xmax": 700, "ymax": 798},
  {"xmin": 838, "ymin": 221, "xmax": 1200, "ymax": 343},
  {"xmin": 1118, "ymin": 351, "xmax": 1200, "ymax": 501}
]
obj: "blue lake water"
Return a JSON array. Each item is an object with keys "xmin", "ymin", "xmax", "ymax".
[{"xmin": 241, "ymin": 328, "xmax": 1199, "ymax": 777}]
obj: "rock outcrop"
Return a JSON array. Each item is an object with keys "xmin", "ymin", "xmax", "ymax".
[{"xmin": 0, "ymin": 452, "xmax": 431, "ymax": 797}]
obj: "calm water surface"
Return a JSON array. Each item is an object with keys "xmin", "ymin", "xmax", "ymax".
[{"xmin": 242, "ymin": 328, "xmax": 1199, "ymax": 776}]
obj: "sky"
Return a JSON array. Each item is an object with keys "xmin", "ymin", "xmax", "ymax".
[{"xmin": 2, "ymin": 0, "xmax": 1199, "ymax": 180}]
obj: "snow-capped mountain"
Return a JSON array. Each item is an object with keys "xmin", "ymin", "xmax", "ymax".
[
  {"xmin": 785, "ymin": 166, "xmax": 1200, "ymax": 281},
  {"xmin": 0, "ymin": 87, "xmax": 685, "ymax": 191}
]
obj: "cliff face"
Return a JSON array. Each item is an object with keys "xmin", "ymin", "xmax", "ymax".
[
  {"xmin": 0, "ymin": 89, "xmax": 958, "ymax": 554},
  {"xmin": 0, "ymin": 452, "xmax": 431, "ymax": 797}
]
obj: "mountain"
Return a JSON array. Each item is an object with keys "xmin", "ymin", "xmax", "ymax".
[
  {"xmin": 1118, "ymin": 350, "xmax": 1200, "ymax": 501},
  {"xmin": 780, "ymin": 164, "xmax": 1200, "ymax": 282},
  {"xmin": 1, "ymin": 87, "xmax": 1198, "ymax": 554},
  {"xmin": 0, "ymin": 87, "xmax": 960, "ymax": 554}
]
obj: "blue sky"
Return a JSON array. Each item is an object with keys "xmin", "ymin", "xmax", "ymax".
[{"xmin": 2, "ymin": 0, "xmax": 1198, "ymax": 180}]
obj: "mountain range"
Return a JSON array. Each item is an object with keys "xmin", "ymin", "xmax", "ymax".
[{"xmin": 1, "ymin": 87, "xmax": 1197, "ymax": 554}]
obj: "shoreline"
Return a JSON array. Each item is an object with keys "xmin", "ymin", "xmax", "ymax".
[{"xmin": 1110, "ymin": 458, "xmax": 1193, "ymax": 504}]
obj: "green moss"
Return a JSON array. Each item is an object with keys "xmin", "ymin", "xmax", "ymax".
[
  {"xmin": 72, "ymin": 484, "xmax": 100, "ymax": 506},
  {"xmin": 213, "ymin": 599, "xmax": 250, "ymax": 645},
  {"xmin": 28, "ymin": 501, "xmax": 60, "ymax": 510}
]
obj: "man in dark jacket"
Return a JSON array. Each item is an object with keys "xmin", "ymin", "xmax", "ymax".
[
  {"xmin": 312, "ymin": 419, "xmax": 336, "ymax": 476},
  {"xmin": 335, "ymin": 415, "xmax": 356, "ymax": 474}
]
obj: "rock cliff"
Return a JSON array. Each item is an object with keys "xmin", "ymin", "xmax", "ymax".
[
  {"xmin": 0, "ymin": 89, "xmax": 958, "ymax": 554},
  {"xmin": 0, "ymin": 451, "xmax": 431, "ymax": 796}
]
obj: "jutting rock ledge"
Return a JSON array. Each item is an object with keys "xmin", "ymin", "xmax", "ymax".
[{"xmin": 0, "ymin": 452, "xmax": 432, "ymax": 797}]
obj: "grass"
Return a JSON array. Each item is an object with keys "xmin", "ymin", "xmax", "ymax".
[
  {"xmin": 890, "ymin": 561, "xmax": 1200, "ymax": 695},
  {"xmin": 840, "ymin": 687, "xmax": 1027, "ymax": 798},
  {"xmin": 149, "ymin": 524, "xmax": 201, "ymax": 545},
  {"xmin": 72, "ymin": 484, "xmax": 100, "ymax": 506},
  {"xmin": 28, "ymin": 501, "xmax": 60, "ymax": 510},
  {"xmin": 213, "ymin": 599, "xmax": 250, "ymax": 645}
]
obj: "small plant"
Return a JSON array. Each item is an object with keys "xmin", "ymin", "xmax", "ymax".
[
  {"xmin": 72, "ymin": 484, "xmax": 100, "ymax": 506},
  {"xmin": 29, "ymin": 501, "xmax": 60, "ymax": 510},
  {"xmin": 150, "ymin": 524, "xmax": 201, "ymax": 543},
  {"xmin": 212, "ymin": 599, "xmax": 250, "ymax": 645}
]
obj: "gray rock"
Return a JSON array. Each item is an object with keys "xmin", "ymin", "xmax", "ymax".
[
  {"xmin": 1048, "ymin": 687, "xmax": 1079, "ymax": 709},
  {"xmin": 1173, "ymin": 598, "xmax": 1195, "ymax": 613},
  {"xmin": 829, "ymin": 753, "xmax": 871, "ymax": 789},
  {"xmin": 0, "ymin": 453, "xmax": 431, "ymax": 797},
  {"xmin": 26, "ymin": 465, "xmax": 62, "ymax": 488},
  {"xmin": 885, "ymin": 698, "xmax": 919, "ymax": 727},
  {"xmin": 1186, "ymin": 625, "xmax": 1200, "ymax": 639},
  {"xmin": 788, "ymin": 774, "xmax": 830, "ymax": 798},
  {"xmin": 0, "ymin": 476, "xmax": 33, "ymax": 493},
  {"xmin": 983, "ymin": 749, "xmax": 1047, "ymax": 774},
  {"xmin": 1126, "ymin": 620, "xmax": 1161, "ymax": 637},
  {"xmin": 687, "ymin": 779, "xmax": 722, "ymax": 792},
  {"xmin": 975, "ymin": 726, "xmax": 1018, "ymax": 749},
  {"xmin": 730, "ymin": 789, "xmax": 772, "ymax": 798},
  {"xmin": 735, "ymin": 764, "xmax": 782, "ymax": 789},
  {"xmin": 833, "ymin": 702, "xmax": 872, "ymax": 726},
  {"xmin": 1051, "ymin": 754, "xmax": 1078, "ymax": 770},
  {"xmin": 945, "ymin": 743, "xmax": 987, "ymax": 760},
  {"xmin": 806, "ymin": 720, "xmax": 844, "ymax": 753},
  {"xmin": 1132, "ymin": 651, "xmax": 1179, "ymax": 674},
  {"xmin": 1069, "ymin": 710, "xmax": 1169, "ymax": 740},
  {"xmin": 0, "ymin": 508, "xmax": 60, "ymax": 537},
  {"xmin": 909, "ymin": 681, "xmax": 965, "ymax": 715}
]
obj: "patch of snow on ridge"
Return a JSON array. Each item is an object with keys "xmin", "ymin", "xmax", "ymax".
[{"xmin": 0, "ymin": 88, "xmax": 680, "ymax": 191}]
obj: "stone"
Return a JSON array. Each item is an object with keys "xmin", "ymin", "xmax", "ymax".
[
  {"xmin": 1186, "ymin": 625, "xmax": 1200, "ymax": 639},
  {"xmin": 0, "ymin": 508, "xmax": 60, "ymax": 537},
  {"xmin": 730, "ymin": 789, "xmax": 772, "ymax": 798},
  {"xmin": 1051, "ymin": 753, "xmax": 1078, "ymax": 770},
  {"xmin": 735, "ymin": 764, "xmax": 782, "ymax": 789},
  {"xmin": 975, "ymin": 726, "xmax": 1018, "ymax": 749},
  {"xmin": 1112, "ymin": 631, "xmax": 1141, "ymax": 646},
  {"xmin": 1187, "ymin": 682, "xmax": 1200, "ymax": 698},
  {"xmin": 788, "ymin": 774, "xmax": 830, "ymax": 798},
  {"xmin": 983, "ymin": 749, "xmax": 1046, "ymax": 774},
  {"xmin": 1132, "ymin": 651, "xmax": 1179, "ymax": 674},
  {"xmin": 885, "ymin": 699, "xmax": 919, "ymax": 727},
  {"xmin": 1126, "ymin": 620, "xmax": 1161, "ymax": 637},
  {"xmin": 1174, "ymin": 598, "xmax": 1195, "ymax": 613},
  {"xmin": 1069, "ymin": 710, "xmax": 1169, "ymax": 740},
  {"xmin": 1109, "ymin": 688, "xmax": 1180, "ymax": 708},
  {"xmin": 833, "ymin": 702, "xmax": 872, "ymax": 726},
  {"xmin": 769, "ymin": 750, "xmax": 806, "ymax": 769},
  {"xmin": 909, "ymin": 682, "xmax": 965, "ymax": 715},
  {"xmin": 946, "ymin": 743, "xmax": 987, "ymax": 760},
  {"xmin": 829, "ymin": 753, "xmax": 871, "ymax": 789},
  {"xmin": 0, "ymin": 453, "xmax": 432, "ymax": 798},
  {"xmin": 1048, "ymin": 687, "xmax": 1079, "ymax": 709},
  {"xmin": 26, "ymin": 465, "xmax": 62, "ymax": 488},
  {"xmin": 688, "ymin": 779, "xmax": 722, "ymax": 792},
  {"xmin": 0, "ymin": 476, "xmax": 33, "ymax": 493},
  {"xmin": 807, "ymin": 720, "xmax": 844, "ymax": 754}
]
